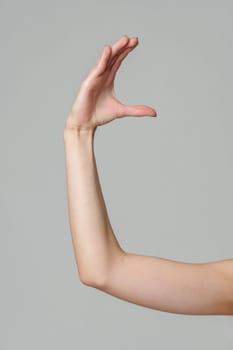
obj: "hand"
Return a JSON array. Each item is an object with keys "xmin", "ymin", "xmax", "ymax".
[{"xmin": 64, "ymin": 35, "xmax": 157, "ymax": 132}]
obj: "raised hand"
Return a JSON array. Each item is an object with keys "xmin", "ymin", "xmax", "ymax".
[{"xmin": 64, "ymin": 35, "xmax": 157, "ymax": 132}]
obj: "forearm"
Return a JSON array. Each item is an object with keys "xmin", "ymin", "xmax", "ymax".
[{"xmin": 63, "ymin": 127, "xmax": 125, "ymax": 286}]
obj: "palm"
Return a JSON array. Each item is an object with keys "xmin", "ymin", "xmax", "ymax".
[
  {"xmin": 93, "ymin": 87, "xmax": 122, "ymax": 126},
  {"xmin": 66, "ymin": 35, "xmax": 157, "ymax": 131}
]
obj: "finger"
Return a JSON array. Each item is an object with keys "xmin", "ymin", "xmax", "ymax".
[
  {"xmin": 95, "ymin": 45, "xmax": 112, "ymax": 76},
  {"xmin": 116, "ymin": 103, "xmax": 157, "ymax": 118},
  {"xmin": 85, "ymin": 35, "xmax": 131, "ymax": 81},
  {"xmin": 91, "ymin": 35, "xmax": 129, "ymax": 78},
  {"xmin": 108, "ymin": 39, "xmax": 139, "ymax": 82},
  {"xmin": 109, "ymin": 35, "xmax": 130, "ymax": 62},
  {"xmin": 108, "ymin": 37, "xmax": 138, "ymax": 70}
]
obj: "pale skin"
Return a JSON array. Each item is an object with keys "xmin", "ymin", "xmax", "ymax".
[{"xmin": 63, "ymin": 35, "xmax": 233, "ymax": 315}]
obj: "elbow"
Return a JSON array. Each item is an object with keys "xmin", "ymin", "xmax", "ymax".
[
  {"xmin": 79, "ymin": 249, "xmax": 126, "ymax": 289},
  {"xmin": 78, "ymin": 250, "xmax": 126, "ymax": 289},
  {"xmin": 79, "ymin": 271, "xmax": 108, "ymax": 289},
  {"xmin": 75, "ymin": 260, "xmax": 109, "ymax": 288}
]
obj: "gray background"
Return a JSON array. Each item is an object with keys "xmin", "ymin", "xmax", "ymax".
[{"xmin": 1, "ymin": 0, "xmax": 233, "ymax": 349}]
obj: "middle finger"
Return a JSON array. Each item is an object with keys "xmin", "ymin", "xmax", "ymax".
[{"xmin": 109, "ymin": 35, "xmax": 130, "ymax": 61}]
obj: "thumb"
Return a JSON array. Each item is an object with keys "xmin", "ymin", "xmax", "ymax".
[{"xmin": 117, "ymin": 103, "xmax": 157, "ymax": 118}]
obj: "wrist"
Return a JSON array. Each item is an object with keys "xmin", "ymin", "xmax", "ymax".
[{"xmin": 64, "ymin": 126, "xmax": 96, "ymax": 142}]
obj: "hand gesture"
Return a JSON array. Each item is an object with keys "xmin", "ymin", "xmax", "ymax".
[{"xmin": 65, "ymin": 35, "xmax": 157, "ymax": 132}]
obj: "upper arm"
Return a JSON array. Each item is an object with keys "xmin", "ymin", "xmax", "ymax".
[{"xmin": 100, "ymin": 253, "xmax": 233, "ymax": 315}]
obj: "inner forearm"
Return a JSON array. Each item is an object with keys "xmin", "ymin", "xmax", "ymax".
[{"xmin": 63, "ymin": 127, "xmax": 124, "ymax": 286}]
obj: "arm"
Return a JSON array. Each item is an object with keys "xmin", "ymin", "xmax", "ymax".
[
  {"xmin": 63, "ymin": 35, "xmax": 233, "ymax": 315},
  {"xmin": 63, "ymin": 128, "xmax": 233, "ymax": 315}
]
